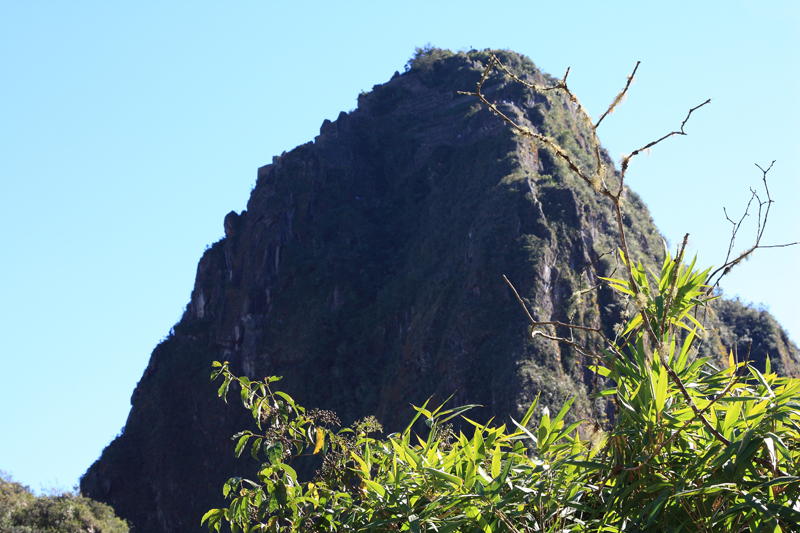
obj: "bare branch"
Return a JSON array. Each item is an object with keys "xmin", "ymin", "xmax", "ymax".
[
  {"xmin": 503, "ymin": 275, "xmax": 617, "ymax": 364},
  {"xmin": 706, "ymin": 161, "xmax": 798, "ymax": 294},
  {"xmin": 595, "ymin": 61, "xmax": 640, "ymax": 129},
  {"xmin": 620, "ymin": 99, "xmax": 711, "ymax": 187}
]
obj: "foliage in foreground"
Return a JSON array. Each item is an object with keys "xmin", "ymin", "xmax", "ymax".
[
  {"xmin": 204, "ymin": 247, "xmax": 800, "ymax": 532},
  {"xmin": 204, "ymin": 53, "xmax": 800, "ymax": 531},
  {"xmin": 0, "ymin": 473, "xmax": 129, "ymax": 533}
]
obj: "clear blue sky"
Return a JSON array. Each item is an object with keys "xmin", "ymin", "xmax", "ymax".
[{"xmin": 1, "ymin": 1, "xmax": 798, "ymax": 493}]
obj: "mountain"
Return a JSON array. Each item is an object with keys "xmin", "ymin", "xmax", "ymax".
[{"xmin": 80, "ymin": 48, "xmax": 800, "ymax": 532}]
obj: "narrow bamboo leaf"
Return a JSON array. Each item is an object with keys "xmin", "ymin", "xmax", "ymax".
[
  {"xmin": 644, "ymin": 489, "xmax": 670, "ymax": 529},
  {"xmin": 623, "ymin": 313, "xmax": 643, "ymax": 336},
  {"xmin": 491, "ymin": 445, "xmax": 501, "ymax": 478},
  {"xmin": 754, "ymin": 476, "xmax": 800, "ymax": 491},
  {"xmin": 403, "ymin": 397, "xmax": 431, "ymax": 435},
  {"xmin": 425, "ymin": 467, "xmax": 463, "ymax": 487},
  {"xmin": 472, "ymin": 426, "xmax": 486, "ymax": 458},
  {"xmin": 520, "ymin": 394, "xmax": 540, "ymax": 427},
  {"xmin": 655, "ymin": 365, "xmax": 668, "ymax": 415},
  {"xmin": 749, "ymin": 365, "xmax": 776, "ymax": 398},
  {"xmin": 437, "ymin": 404, "xmax": 482, "ymax": 425},
  {"xmin": 413, "ymin": 405, "xmax": 432, "ymax": 419},
  {"xmin": 551, "ymin": 397, "xmax": 575, "ymax": 429},
  {"xmin": 362, "ymin": 479, "xmax": 386, "ymax": 497},
  {"xmin": 676, "ymin": 328, "xmax": 696, "ymax": 372},
  {"xmin": 464, "ymin": 458, "xmax": 476, "ymax": 489},
  {"xmin": 722, "ymin": 401, "xmax": 741, "ymax": 437},
  {"xmin": 564, "ymin": 460, "xmax": 611, "ymax": 471},
  {"xmin": 510, "ymin": 417, "xmax": 538, "ymax": 444},
  {"xmin": 764, "ymin": 437, "xmax": 778, "ymax": 472},
  {"xmin": 589, "ymin": 365, "xmax": 611, "ymax": 377},
  {"xmin": 408, "ymin": 514, "xmax": 420, "ymax": 533},
  {"xmin": 672, "ymin": 483, "xmax": 736, "ymax": 497},
  {"xmin": 684, "ymin": 357, "xmax": 711, "ymax": 376},
  {"xmin": 351, "ymin": 451, "xmax": 370, "ymax": 477},
  {"xmin": 765, "ymin": 432, "xmax": 794, "ymax": 463},
  {"xmin": 684, "ymin": 312, "xmax": 704, "ymax": 330},
  {"xmin": 591, "ymin": 388, "xmax": 617, "ymax": 398},
  {"xmin": 552, "ymin": 420, "xmax": 583, "ymax": 444},
  {"xmin": 403, "ymin": 442, "xmax": 424, "ymax": 469}
]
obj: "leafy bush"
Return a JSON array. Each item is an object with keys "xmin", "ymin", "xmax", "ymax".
[
  {"xmin": 203, "ymin": 248, "xmax": 800, "ymax": 531},
  {"xmin": 405, "ymin": 44, "xmax": 454, "ymax": 72},
  {"xmin": 204, "ymin": 54, "xmax": 800, "ymax": 531},
  {"xmin": 0, "ymin": 473, "xmax": 129, "ymax": 533}
]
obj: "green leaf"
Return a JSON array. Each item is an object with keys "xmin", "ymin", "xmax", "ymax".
[
  {"xmin": 491, "ymin": 445, "xmax": 501, "ymax": 478},
  {"xmin": 201, "ymin": 508, "xmax": 224, "ymax": 529},
  {"xmin": 551, "ymin": 397, "xmax": 575, "ymax": 429},
  {"xmin": 409, "ymin": 514, "xmax": 421, "ymax": 533},
  {"xmin": 520, "ymin": 393, "xmax": 540, "ymax": 427},
  {"xmin": 655, "ymin": 364, "xmax": 668, "ymax": 415},
  {"xmin": 223, "ymin": 478, "xmax": 240, "ymax": 498},
  {"xmin": 278, "ymin": 462, "xmax": 297, "ymax": 483},
  {"xmin": 749, "ymin": 365, "xmax": 776, "ymax": 398},
  {"xmin": 362, "ymin": 479, "xmax": 386, "ymax": 497},
  {"xmin": 218, "ymin": 376, "xmax": 231, "ymax": 401},
  {"xmin": 274, "ymin": 481, "xmax": 287, "ymax": 506},
  {"xmin": 551, "ymin": 420, "xmax": 583, "ymax": 445},
  {"xmin": 436, "ymin": 404, "xmax": 482, "ymax": 425},
  {"xmin": 351, "ymin": 451, "xmax": 370, "ymax": 478},
  {"xmin": 234, "ymin": 435, "xmax": 249, "ymax": 458},
  {"xmin": 510, "ymin": 417, "xmax": 537, "ymax": 444},
  {"xmin": 268, "ymin": 442, "xmax": 284, "ymax": 465},
  {"xmin": 563, "ymin": 460, "xmax": 611, "ymax": 471},
  {"xmin": 425, "ymin": 467, "xmax": 462, "ymax": 488},
  {"xmin": 589, "ymin": 365, "xmax": 611, "ymax": 377},
  {"xmin": 722, "ymin": 401, "xmax": 741, "ymax": 437},
  {"xmin": 403, "ymin": 397, "xmax": 431, "ymax": 435},
  {"xmin": 591, "ymin": 388, "xmax": 617, "ymax": 398},
  {"xmin": 273, "ymin": 390, "xmax": 296, "ymax": 406},
  {"xmin": 250, "ymin": 438, "xmax": 262, "ymax": 461}
]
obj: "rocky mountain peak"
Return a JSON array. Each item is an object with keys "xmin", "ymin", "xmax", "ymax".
[{"xmin": 81, "ymin": 49, "xmax": 800, "ymax": 532}]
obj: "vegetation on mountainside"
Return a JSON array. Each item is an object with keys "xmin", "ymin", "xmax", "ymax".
[
  {"xmin": 0, "ymin": 472, "xmax": 129, "ymax": 533},
  {"xmin": 204, "ymin": 52, "xmax": 800, "ymax": 531}
]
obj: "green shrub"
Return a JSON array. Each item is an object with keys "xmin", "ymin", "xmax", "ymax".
[
  {"xmin": 203, "ymin": 246, "xmax": 800, "ymax": 531},
  {"xmin": 0, "ymin": 473, "xmax": 129, "ymax": 533}
]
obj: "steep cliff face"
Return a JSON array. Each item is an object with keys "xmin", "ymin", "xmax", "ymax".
[{"xmin": 81, "ymin": 49, "xmax": 800, "ymax": 532}]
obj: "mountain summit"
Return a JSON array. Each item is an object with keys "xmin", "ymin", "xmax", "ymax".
[{"xmin": 81, "ymin": 48, "xmax": 800, "ymax": 532}]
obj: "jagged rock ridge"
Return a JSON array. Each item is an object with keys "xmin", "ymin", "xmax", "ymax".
[{"xmin": 81, "ymin": 49, "xmax": 800, "ymax": 533}]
